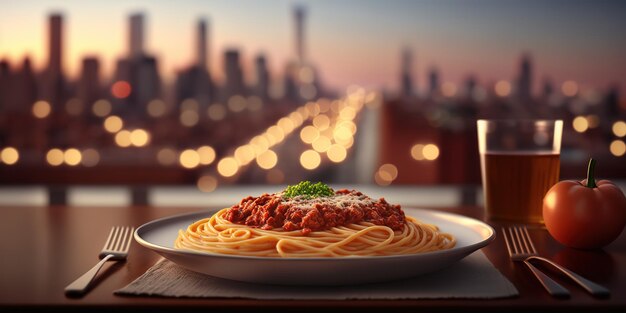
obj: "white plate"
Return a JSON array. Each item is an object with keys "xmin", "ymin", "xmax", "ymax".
[{"xmin": 134, "ymin": 208, "xmax": 495, "ymax": 285}]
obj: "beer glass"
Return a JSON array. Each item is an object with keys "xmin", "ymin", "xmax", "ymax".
[{"xmin": 477, "ymin": 119, "xmax": 563, "ymax": 223}]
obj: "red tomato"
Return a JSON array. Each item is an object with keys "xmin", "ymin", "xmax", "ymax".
[{"xmin": 543, "ymin": 159, "xmax": 626, "ymax": 249}]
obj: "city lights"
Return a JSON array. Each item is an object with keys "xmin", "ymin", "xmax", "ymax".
[
  {"xmin": 180, "ymin": 110, "xmax": 199, "ymax": 127},
  {"xmin": 327, "ymin": 144, "xmax": 347, "ymax": 163},
  {"xmin": 410, "ymin": 144, "xmax": 425, "ymax": 161},
  {"xmin": 157, "ymin": 148, "xmax": 177, "ymax": 166},
  {"xmin": 46, "ymin": 149, "xmax": 64, "ymax": 166},
  {"xmin": 92, "ymin": 99, "xmax": 112, "ymax": 117},
  {"xmin": 0, "ymin": 147, "xmax": 19, "ymax": 165},
  {"xmin": 103, "ymin": 116, "xmax": 123, "ymax": 133},
  {"xmin": 64, "ymin": 148, "xmax": 82, "ymax": 166},
  {"xmin": 423, "ymin": 144, "xmax": 440, "ymax": 160},
  {"xmin": 312, "ymin": 136, "xmax": 332, "ymax": 152},
  {"xmin": 378, "ymin": 163, "xmax": 398, "ymax": 181},
  {"xmin": 300, "ymin": 125, "xmax": 319, "ymax": 144},
  {"xmin": 114, "ymin": 130, "xmax": 132, "ymax": 147},
  {"xmin": 147, "ymin": 99, "xmax": 167, "ymax": 117},
  {"xmin": 197, "ymin": 146, "xmax": 216, "ymax": 165},
  {"xmin": 572, "ymin": 116, "xmax": 589, "ymax": 133},
  {"xmin": 217, "ymin": 157, "xmax": 239, "ymax": 177},
  {"xmin": 228, "ymin": 95, "xmax": 247, "ymax": 112},
  {"xmin": 613, "ymin": 121, "xmax": 626, "ymax": 137},
  {"xmin": 130, "ymin": 129, "xmax": 150, "ymax": 147},
  {"xmin": 610, "ymin": 140, "xmax": 625, "ymax": 157},
  {"xmin": 313, "ymin": 114, "xmax": 330, "ymax": 130},
  {"xmin": 197, "ymin": 175, "xmax": 218, "ymax": 192},
  {"xmin": 111, "ymin": 81, "xmax": 131, "ymax": 99},
  {"xmin": 586, "ymin": 115, "xmax": 599, "ymax": 128},
  {"xmin": 256, "ymin": 150, "xmax": 278, "ymax": 170},
  {"xmin": 562, "ymin": 80, "xmax": 579, "ymax": 97},
  {"xmin": 32, "ymin": 100, "xmax": 51, "ymax": 119},
  {"xmin": 179, "ymin": 149, "xmax": 200, "ymax": 169},
  {"xmin": 441, "ymin": 82, "xmax": 457, "ymax": 97},
  {"xmin": 494, "ymin": 80, "xmax": 511, "ymax": 97},
  {"xmin": 300, "ymin": 149, "xmax": 321, "ymax": 170},
  {"xmin": 81, "ymin": 149, "xmax": 100, "ymax": 167},
  {"xmin": 207, "ymin": 104, "xmax": 227, "ymax": 121}
]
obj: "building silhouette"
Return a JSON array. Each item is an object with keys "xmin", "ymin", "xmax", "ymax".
[
  {"xmin": 129, "ymin": 14, "xmax": 144, "ymax": 59},
  {"xmin": 255, "ymin": 54, "xmax": 270, "ymax": 100},
  {"xmin": 78, "ymin": 57, "xmax": 100, "ymax": 110},
  {"xmin": 14, "ymin": 58, "xmax": 38, "ymax": 113},
  {"xmin": 401, "ymin": 47, "xmax": 413, "ymax": 98},
  {"xmin": 223, "ymin": 49, "xmax": 245, "ymax": 102},
  {"xmin": 43, "ymin": 14, "xmax": 65, "ymax": 108},
  {"xmin": 428, "ymin": 67, "xmax": 440, "ymax": 97},
  {"xmin": 516, "ymin": 54, "xmax": 532, "ymax": 101}
]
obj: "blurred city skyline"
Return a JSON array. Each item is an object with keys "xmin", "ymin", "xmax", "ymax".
[{"xmin": 2, "ymin": 0, "xmax": 626, "ymax": 93}]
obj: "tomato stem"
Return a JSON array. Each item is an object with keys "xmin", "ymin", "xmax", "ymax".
[{"xmin": 586, "ymin": 158, "xmax": 597, "ymax": 188}]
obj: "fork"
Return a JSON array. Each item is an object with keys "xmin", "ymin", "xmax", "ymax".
[
  {"xmin": 503, "ymin": 226, "xmax": 610, "ymax": 298},
  {"xmin": 65, "ymin": 226, "xmax": 134, "ymax": 296}
]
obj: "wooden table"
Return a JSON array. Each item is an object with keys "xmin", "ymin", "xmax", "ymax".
[{"xmin": 1, "ymin": 205, "xmax": 625, "ymax": 312}]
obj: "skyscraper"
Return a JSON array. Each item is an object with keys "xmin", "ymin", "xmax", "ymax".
[
  {"xmin": 517, "ymin": 54, "xmax": 532, "ymax": 100},
  {"xmin": 129, "ymin": 14, "xmax": 144, "ymax": 59},
  {"xmin": 294, "ymin": 6, "xmax": 305, "ymax": 64},
  {"xmin": 44, "ymin": 13, "xmax": 65, "ymax": 107},
  {"xmin": 255, "ymin": 54, "xmax": 270, "ymax": 100},
  {"xmin": 400, "ymin": 48, "xmax": 413, "ymax": 98},
  {"xmin": 197, "ymin": 19, "xmax": 208, "ymax": 69},
  {"xmin": 223, "ymin": 49, "xmax": 245, "ymax": 101},
  {"xmin": 79, "ymin": 57, "xmax": 100, "ymax": 109},
  {"xmin": 428, "ymin": 67, "xmax": 440, "ymax": 97}
]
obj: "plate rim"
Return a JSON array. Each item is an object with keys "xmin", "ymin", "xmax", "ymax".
[{"xmin": 134, "ymin": 207, "xmax": 495, "ymax": 261}]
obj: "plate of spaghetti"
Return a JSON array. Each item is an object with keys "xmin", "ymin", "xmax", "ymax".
[{"xmin": 135, "ymin": 182, "xmax": 495, "ymax": 285}]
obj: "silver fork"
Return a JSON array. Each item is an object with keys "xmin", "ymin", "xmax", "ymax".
[
  {"xmin": 65, "ymin": 226, "xmax": 134, "ymax": 296},
  {"xmin": 503, "ymin": 226, "xmax": 610, "ymax": 298}
]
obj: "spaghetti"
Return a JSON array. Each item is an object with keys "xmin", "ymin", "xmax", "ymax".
[
  {"xmin": 175, "ymin": 186, "xmax": 455, "ymax": 257},
  {"xmin": 175, "ymin": 208, "xmax": 456, "ymax": 257}
]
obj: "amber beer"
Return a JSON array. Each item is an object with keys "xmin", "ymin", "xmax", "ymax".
[{"xmin": 481, "ymin": 152, "xmax": 560, "ymax": 223}]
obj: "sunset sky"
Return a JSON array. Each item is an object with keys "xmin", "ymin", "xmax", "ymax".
[{"xmin": 1, "ymin": 0, "xmax": 625, "ymax": 94}]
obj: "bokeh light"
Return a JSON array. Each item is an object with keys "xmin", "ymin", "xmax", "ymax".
[
  {"xmin": 92, "ymin": 99, "xmax": 112, "ymax": 117},
  {"xmin": 312, "ymin": 136, "xmax": 332, "ymax": 152},
  {"xmin": 410, "ymin": 144, "xmax": 425, "ymax": 161},
  {"xmin": 111, "ymin": 81, "xmax": 131, "ymax": 99},
  {"xmin": 157, "ymin": 148, "xmax": 177, "ymax": 166},
  {"xmin": 180, "ymin": 110, "xmax": 199, "ymax": 127},
  {"xmin": 207, "ymin": 104, "xmax": 227, "ymax": 121},
  {"xmin": 197, "ymin": 175, "xmax": 218, "ymax": 192},
  {"xmin": 103, "ymin": 115, "xmax": 123, "ymax": 133},
  {"xmin": 0, "ymin": 147, "xmax": 19, "ymax": 165},
  {"xmin": 572, "ymin": 116, "xmax": 589, "ymax": 133},
  {"xmin": 300, "ymin": 125, "xmax": 319, "ymax": 144},
  {"xmin": 32, "ymin": 100, "xmax": 51, "ymax": 118},
  {"xmin": 612, "ymin": 121, "xmax": 626, "ymax": 137},
  {"xmin": 197, "ymin": 146, "xmax": 216, "ymax": 165},
  {"xmin": 610, "ymin": 140, "xmax": 625, "ymax": 157},
  {"xmin": 81, "ymin": 149, "xmax": 100, "ymax": 167},
  {"xmin": 561, "ymin": 80, "xmax": 578, "ymax": 97},
  {"xmin": 327, "ymin": 144, "xmax": 347, "ymax": 163},
  {"xmin": 130, "ymin": 129, "xmax": 150, "ymax": 147},
  {"xmin": 114, "ymin": 130, "xmax": 132, "ymax": 147},
  {"xmin": 423, "ymin": 144, "xmax": 440, "ymax": 160},
  {"xmin": 64, "ymin": 148, "xmax": 82, "ymax": 166},
  {"xmin": 217, "ymin": 157, "xmax": 239, "ymax": 177},
  {"xmin": 147, "ymin": 99, "xmax": 167, "ymax": 117},
  {"xmin": 300, "ymin": 149, "xmax": 321, "ymax": 170},
  {"xmin": 494, "ymin": 80, "xmax": 511, "ymax": 97},
  {"xmin": 256, "ymin": 150, "xmax": 278, "ymax": 170},
  {"xmin": 46, "ymin": 148, "xmax": 64, "ymax": 166},
  {"xmin": 179, "ymin": 149, "xmax": 200, "ymax": 169}
]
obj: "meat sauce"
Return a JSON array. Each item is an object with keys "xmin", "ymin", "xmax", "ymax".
[{"xmin": 224, "ymin": 189, "xmax": 406, "ymax": 235}]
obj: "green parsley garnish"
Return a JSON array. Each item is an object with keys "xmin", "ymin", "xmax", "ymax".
[{"xmin": 283, "ymin": 181, "xmax": 334, "ymax": 199}]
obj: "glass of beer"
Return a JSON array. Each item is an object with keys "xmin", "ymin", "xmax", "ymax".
[{"xmin": 477, "ymin": 119, "xmax": 563, "ymax": 223}]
